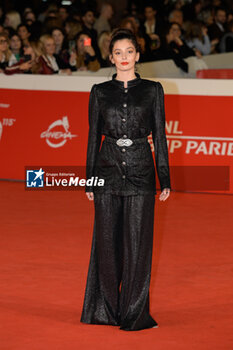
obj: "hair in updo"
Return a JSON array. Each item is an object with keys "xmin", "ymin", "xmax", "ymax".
[{"xmin": 109, "ymin": 28, "xmax": 141, "ymax": 55}]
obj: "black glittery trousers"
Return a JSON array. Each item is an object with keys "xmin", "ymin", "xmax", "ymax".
[{"xmin": 80, "ymin": 193, "xmax": 158, "ymax": 331}]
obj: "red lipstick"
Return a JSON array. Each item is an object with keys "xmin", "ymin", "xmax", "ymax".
[{"xmin": 121, "ymin": 62, "xmax": 129, "ymax": 65}]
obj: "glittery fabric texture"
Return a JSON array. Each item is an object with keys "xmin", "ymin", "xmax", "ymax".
[
  {"xmin": 80, "ymin": 193, "xmax": 158, "ymax": 331},
  {"xmin": 81, "ymin": 73, "xmax": 171, "ymax": 331}
]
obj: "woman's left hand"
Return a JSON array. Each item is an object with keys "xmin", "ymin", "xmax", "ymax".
[
  {"xmin": 174, "ymin": 37, "xmax": 183, "ymax": 46},
  {"xmin": 84, "ymin": 45, "xmax": 95, "ymax": 56},
  {"xmin": 159, "ymin": 188, "xmax": 170, "ymax": 201},
  {"xmin": 194, "ymin": 48, "xmax": 202, "ymax": 58}
]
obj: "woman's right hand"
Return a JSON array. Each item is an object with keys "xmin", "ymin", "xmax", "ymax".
[
  {"xmin": 84, "ymin": 45, "xmax": 95, "ymax": 56},
  {"xmin": 86, "ymin": 192, "xmax": 94, "ymax": 201},
  {"xmin": 202, "ymin": 26, "xmax": 208, "ymax": 36},
  {"xmin": 20, "ymin": 60, "xmax": 33, "ymax": 71},
  {"xmin": 194, "ymin": 48, "xmax": 202, "ymax": 58}
]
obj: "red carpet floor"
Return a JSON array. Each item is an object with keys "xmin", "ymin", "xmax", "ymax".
[{"xmin": 0, "ymin": 181, "xmax": 232, "ymax": 350}]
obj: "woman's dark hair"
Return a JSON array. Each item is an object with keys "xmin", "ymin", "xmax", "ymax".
[
  {"xmin": 17, "ymin": 23, "xmax": 31, "ymax": 33},
  {"xmin": 3, "ymin": 26, "xmax": 16, "ymax": 37},
  {"xmin": 75, "ymin": 30, "xmax": 91, "ymax": 42},
  {"xmin": 50, "ymin": 26, "xmax": 69, "ymax": 50},
  {"xmin": 9, "ymin": 31, "xmax": 20, "ymax": 39},
  {"xmin": 74, "ymin": 30, "xmax": 92, "ymax": 52},
  {"xmin": 158, "ymin": 22, "xmax": 174, "ymax": 48},
  {"xmin": 109, "ymin": 28, "xmax": 141, "ymax": 54},
  {"xmin": 170, "ymin": 21, "xmax": 182, "ymax": 32},
  {"xmin": 6, "ymin": 28, "xmax": 17, "ymax": 38},
  {"xmin": 185, "ymin": 20, "xmax": 206, "ymax": 42},
  {"xmin": 51, "ymin": 26, "xmax": 66, "ymax": 37}
]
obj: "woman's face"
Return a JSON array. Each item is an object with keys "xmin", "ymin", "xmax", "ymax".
[
  {"xmin": 44, "ymin": 38, "xmax": 56, "ymax": 55},
  {"xmin": 77, "ymin": 34, "xmax": 89, "ymax": 52},
  {"xmin": 0, "ymin": 35, "xmax": 9, "ymax": 53},
  {"xmin": 52, "ymin": 29, "xmax": 64, "ymax": 46},
  {"xmin": 18, "ymin": 26, "xmax": 30, "ymax": 40},
  {"xmin": 170, "ymin": 24, "xmax": 181, "ymax": 38},
  {"xmin": 110, "ymin": 39, "xmax": 139, "ymax": 73},
  {"xmin": 10, "ymin": 35, "xmax": 21, "ymax": 50}
]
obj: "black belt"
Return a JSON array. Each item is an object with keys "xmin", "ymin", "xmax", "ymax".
[{"xmin": 104, "ymin": 135, "xmax": 148, "ymax": 147}]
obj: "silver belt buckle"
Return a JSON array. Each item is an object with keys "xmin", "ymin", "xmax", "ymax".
[{"xmin": 116, "ymin": 138, "xmax": 133, "ymax": 147}]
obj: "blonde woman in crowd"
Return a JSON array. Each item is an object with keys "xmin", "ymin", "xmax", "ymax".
[
  {"xmin": 4, "ymin": 41, "xmax": 42, "ymax": 74},
  {"xmin": 97, "ymin": 30, "xmax": 111, "ymax": 67},
  {"xmin": 0, "ymin": 33, "xmax": 12, "ymax": 72},
  {"xmin": 4, "ymin": 11, "xmax": 21, "ymax": 30},
  {"xmin": 39, "ymin": 34, "xmax": 72, "ymax": 74},
  {"xmin": 69, "ymin": 31, "xmax": 100, "ymax": 71}
]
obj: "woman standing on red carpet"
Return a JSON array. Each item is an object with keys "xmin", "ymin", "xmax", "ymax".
[{"xmin": 81, "ymin": 28, "xmax": 171, "ymax": 331}]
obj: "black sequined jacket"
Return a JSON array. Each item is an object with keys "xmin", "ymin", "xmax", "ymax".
[{"xmin": 85, "ymin": 72, "xmax": 171, "ymax": 195}]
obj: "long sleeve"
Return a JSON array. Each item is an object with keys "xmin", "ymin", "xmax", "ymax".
[
  {"xmin": 85, "ymin": 84, "xmax": 102, "ymax": 192},
  {"xmin": 152, "ymin": 82, "xmax": 171, "ymax": 191},
  {"xmin": 178, "ymin": 40, "xmax": 196, "ymax": 58},
  {"xmin": 192, "ymin": 36, "xmax": 211, "ymax": 55}
]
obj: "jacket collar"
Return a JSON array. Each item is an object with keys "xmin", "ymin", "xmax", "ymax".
[{"xmin": 112, "ymin": 72, "xmax": 141, "ymax": 88}]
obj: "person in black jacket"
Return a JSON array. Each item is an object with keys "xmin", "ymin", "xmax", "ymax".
[
  {"xmin": 51, "ymin": 27, "xmax": 70, "ymax": 66},
  {"xmin": 208, "ymin": 7, "xmax": 228, "ymax": 52},
  {"xmin": 219, "ymin": 19, "xmax": 233, "ymax": 52},
  {"xmin": 152, "ymin": 22, "xmax": 196, "ymax": 73},
  {"xmin": 38, "ymin": 34, "xmax": 74, "ymax": 74},
  {"xmin": 80, "ymin": 28, "xmax": 171, "ymax": 332}
]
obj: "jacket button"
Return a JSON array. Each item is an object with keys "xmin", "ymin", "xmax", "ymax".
[
  {"xmin": 122, "ymin": 175, "xmax": 126, "ymax": 179},
  {"xmin": 123, "ymin": 134, "xmax": 127, "ymax": 138},
  {"xmin": 122, "ymin": 148, "xmax": 126, "ymax": 152},
  {"xmin": 122, "ymin": 118, "xmax": 126, "ymax": 122},
  {"xmin": 122, "ymin": 161, "xmax": 126, "ymax": 165},
  {"xmin": 123, "ymin": 103, "xmax": 127, "ymax": 107}
]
